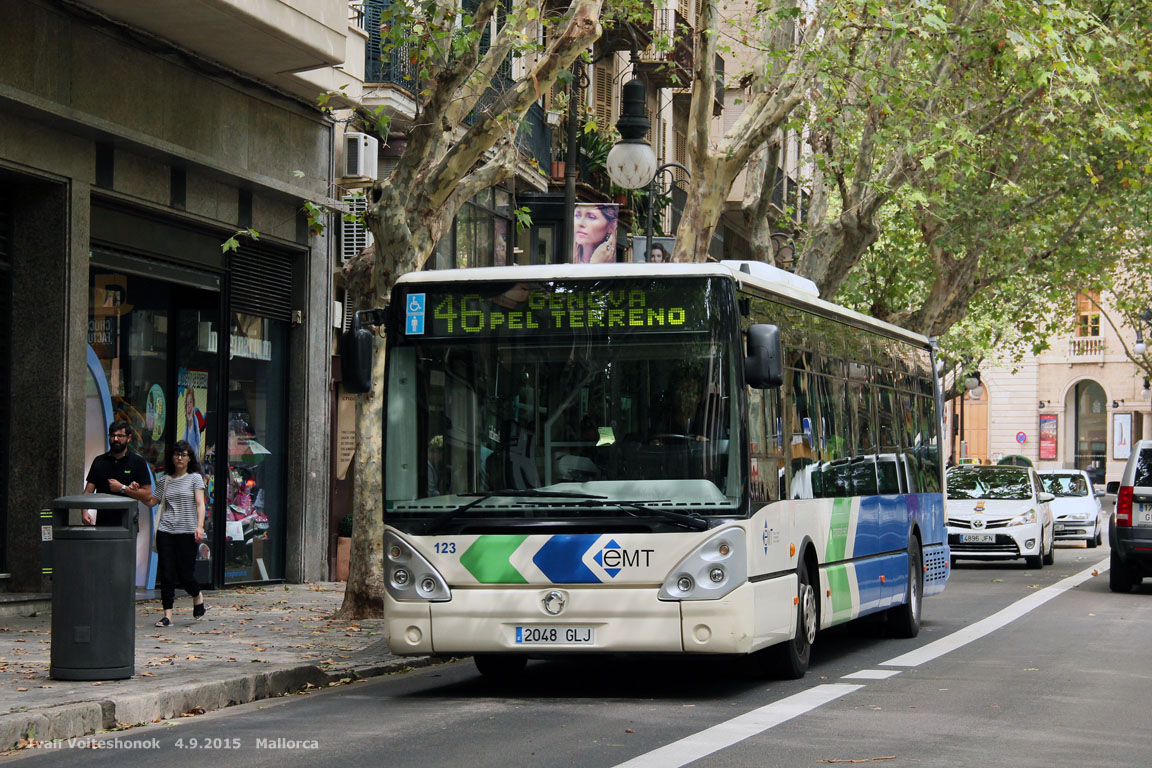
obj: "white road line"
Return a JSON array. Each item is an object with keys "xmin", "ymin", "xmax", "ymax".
[
  {"xmin": 841, "ymin": 669, "xmax": 901, "ymax": 680},
  {"xmin": 881, "ymin": 558, "xmax": 1109, "ymax": 668},
  {"xmin": 610, "ymin": 684, "xmax": 864, "ymax": 768},
  {"xmin": 613, "ymin": 558, "xmax": 1107, "ymax": 768}
]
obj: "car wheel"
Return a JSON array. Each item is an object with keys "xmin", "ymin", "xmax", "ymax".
[
  {"xmin": 1043, "ymin": 531, "xmax": 1055, "ymax": 565},
  {"xmin": 1026, "ymin": 548, "xmax": 1043, "ymax": 569},
  {"xmin": 887, "ymin": 539, "xmax": 922, "ymax": 639},
  {"xmin": 1109, "ymin": 549, "xmax": 1134, "ymax": 593},
  {"xmin": 1094, "ymin": 528, "xmax": 1103, "ymax": 548},
  {"xmin": 473, "ymin": 654, "xmax": 527, "ymax": 681},
  {"xmin": 1086, "ymin": 526, "xmax": 1099, "ymax": 549},
  {"xmin": 771, "ymin": 557, "xmax": 816, "ymax": 679}
]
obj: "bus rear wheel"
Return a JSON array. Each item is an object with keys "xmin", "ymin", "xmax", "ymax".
[
  {"xmin": 771, "ymin": 558, "xmax": 815, "ymax": 679},
  {"xmin": 473, "ymin": 654, "xmax": 527, "ymax": 681},
  {"xmin": 887, "ymin": 539, "xmax": 922, "ymax": 639}
]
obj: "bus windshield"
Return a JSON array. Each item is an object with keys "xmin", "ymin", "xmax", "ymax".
[{"xmin": 383, "ymin": 277, "xmax": 742, "ymax": 530}]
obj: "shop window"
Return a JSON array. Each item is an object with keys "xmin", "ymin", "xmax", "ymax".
[
  {"xmin": 225, "ymin": 313, "xmax": 288, "ymax": 583},
  {"xmin": 87, "ymin": 255, "xmax": 289, "ymax": 588},
  {"xmin": 435, "ymin": 188, "xmax": 516, "ymax": 270}
]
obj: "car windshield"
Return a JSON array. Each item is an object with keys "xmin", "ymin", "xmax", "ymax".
[
  {"xmin": 947, "ymin": 469, "xmax": 1032, "ymax": 500},
  {"xmin": 1040, "ymin": 473, "xmax": 1088, "ymax": 497},
  {"xmin": 382, "ymin": 276, "xmax": 743, "ymax": 532}
]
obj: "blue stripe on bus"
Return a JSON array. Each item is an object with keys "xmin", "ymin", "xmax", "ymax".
[
  {"xmin": 532, "ymin": 534, "xmax": 601, "ymax": 583},
  {"xmin": 854, "ymin": 551, "xmax": 908, "ymax": 611}
]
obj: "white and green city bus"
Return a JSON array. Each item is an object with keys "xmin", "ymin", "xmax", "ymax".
[{"xmin": 354, "ymin": 260, "xmax": 948, "ymax": 679}]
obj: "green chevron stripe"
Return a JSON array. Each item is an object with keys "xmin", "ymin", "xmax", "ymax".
[
  {"xmin": 826, "ymin": 497, "xmax": 852, "ymax": 562},
  {"xmin": 460, "ymin": 535, "xmax": 529, "ymax": 583},
  {"xmin": 825, "ymin": 563, "xmax": 852, "ymax": 625}
]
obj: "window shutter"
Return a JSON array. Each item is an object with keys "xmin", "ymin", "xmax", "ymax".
[
  {"xmin": 594, "ymin": 63, "xmax": 614, "ymax": 130},
  {"xmin": 679, "ymin": 0, "xmax": 692, "ymax": 24},
  {"xmin": 230, "ymin": 247, "xmax": 293, "ymax": 322},
  {"xmin": 674, "ymin": 130, "xmax": 689, "ymax": 183},
  {"xmin": 341, "ymin": 195, "xmax": 373, "ymax": 263}
]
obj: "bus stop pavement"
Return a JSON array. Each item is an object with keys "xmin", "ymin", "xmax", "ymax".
[{"xmin": 0, "ymin": 582, "xmax": 438, "ymax": 753}]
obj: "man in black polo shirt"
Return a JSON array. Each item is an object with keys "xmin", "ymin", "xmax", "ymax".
[{"xmin": 83, "ymin": 420, "xmax": 153, "ymax": 525}]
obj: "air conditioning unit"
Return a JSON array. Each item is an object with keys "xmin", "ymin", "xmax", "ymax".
[
  {"xmin": 344, "ymin": 132, "xmax": 379, "ymax": 180},
  {"xmin": 341, "ymin": 195, "xmax": 374, "ymax": 264}
]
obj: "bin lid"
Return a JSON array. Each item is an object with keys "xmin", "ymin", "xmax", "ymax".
[{"xmin": 52, "ymin": 493, "xmax": 138, "ymax": 510}]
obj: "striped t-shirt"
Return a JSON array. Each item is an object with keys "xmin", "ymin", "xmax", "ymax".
[{"xmin": 157, "ymin": 473, "xmax": 206, "ymax": 534}]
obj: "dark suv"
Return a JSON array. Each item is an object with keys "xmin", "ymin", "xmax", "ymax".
[{"xmin": 1106, "ymin": 440, "xmax": 1152, "ymax": 592}]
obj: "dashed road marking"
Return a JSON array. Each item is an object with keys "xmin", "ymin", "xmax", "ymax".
[{"xmin": 611, "ymin": 559, "xmax": 1109, "ymax": 768}]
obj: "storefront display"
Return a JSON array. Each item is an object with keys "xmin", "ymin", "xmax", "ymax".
[{"xmin": 86, "ymin": 262, "xmax": 287, "ymax": 587}]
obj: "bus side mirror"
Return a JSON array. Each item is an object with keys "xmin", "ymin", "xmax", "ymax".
[
  {"xmin": 745, "ymin": 324, "xmax": 783, "ymax": 389},
  {"xmin": 341, "ymin": 309, "xmax": 386, "ymax": 394}
]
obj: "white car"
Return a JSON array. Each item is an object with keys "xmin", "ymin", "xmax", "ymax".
[
  {"xmin": 946, "ymin": 465, "xmax": 1055, "ymax": 568},
  {"xmin": 1038, "ymin": 469, "xmax": 1106, "ymax": 548}
]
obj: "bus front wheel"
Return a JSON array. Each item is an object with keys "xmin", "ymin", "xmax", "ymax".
[{"xmin": 772, "ymin": 558, "xmax": 816, "ymax": 679}]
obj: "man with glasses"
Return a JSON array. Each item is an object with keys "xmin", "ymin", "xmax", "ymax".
[{"xmin": 83, "ymin": 420, "xmax": 153, "ymax": 525}]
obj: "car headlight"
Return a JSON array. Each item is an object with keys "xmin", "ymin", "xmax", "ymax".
[{"xmin": 1008, "ymin": 510, "xmax": 1037, "ymax": 526}]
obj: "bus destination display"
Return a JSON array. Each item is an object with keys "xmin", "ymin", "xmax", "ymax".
[{"xmin": 404, "ymin": 281, "xmax": 712, "ymax": 338}]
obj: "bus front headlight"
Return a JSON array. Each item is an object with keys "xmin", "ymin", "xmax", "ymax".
[
  {"xmin": 659, "ymin": 528, "xmax": 747, "ymax": 601},
  {"xmin": 385, "ymin": 531, "xmax": 451, "ymax": 602}
]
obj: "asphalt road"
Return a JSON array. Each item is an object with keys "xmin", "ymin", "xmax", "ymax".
[{"xmin": 11, "ymin": 540, "xmax": 1152, "ymax": 768}]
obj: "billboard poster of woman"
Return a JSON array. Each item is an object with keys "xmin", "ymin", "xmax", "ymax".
[{"xmin": 572, "ymin": 203, "xmax": 619, "ymax": 264}]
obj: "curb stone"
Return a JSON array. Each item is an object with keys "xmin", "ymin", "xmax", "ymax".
[{"xmin": 1, "ymin": 655, "xmax": 446, "ymax": 752}]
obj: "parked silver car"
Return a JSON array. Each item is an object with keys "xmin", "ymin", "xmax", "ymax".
[{"xmin": 1038, "ymin": 469, "xmax": 1106, "ymax": 548}]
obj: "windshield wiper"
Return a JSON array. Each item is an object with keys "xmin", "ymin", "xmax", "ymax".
[
  {"xmin": 566, "ymin": 499, "xmax": 711, "ymax": 531},
  {"xmin": 421, "ymin": 489, "xmax": 605, "ymax": 535}
]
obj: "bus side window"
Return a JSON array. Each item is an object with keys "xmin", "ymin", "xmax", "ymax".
[
  {"xmin": 750, "ymin": 387, "xmax": 785, "ymax": 503},
  {"xmin": 786, "ymin": 368, "xmax": 817, "ymax": 500}
]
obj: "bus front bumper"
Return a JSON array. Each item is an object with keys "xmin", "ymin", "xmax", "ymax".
[{"xmin": 385, "ymin": 579, "xmax": 795, "ymax": 657}]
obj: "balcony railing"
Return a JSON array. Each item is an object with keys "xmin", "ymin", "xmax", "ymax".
[
  {"xmin": 364, "ymin": 0, "xmax": 418, "ymax": 89},
  {"xmin": 1069, "ymin": 336, "xmax": 1106, "ymax": 356},
  {"xmin": 350, "ymin": 2, "xmax": 366, "ymax": 31}
]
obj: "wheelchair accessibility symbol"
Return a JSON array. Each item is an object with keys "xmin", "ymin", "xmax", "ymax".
[{"xmin": 406, "ymin": 293, "xmax": 426, "ymax": 335}]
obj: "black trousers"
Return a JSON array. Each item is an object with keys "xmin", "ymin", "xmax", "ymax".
[{"xmin": 156, "ymin": 530, "xmax": 201, "ymax": 610}]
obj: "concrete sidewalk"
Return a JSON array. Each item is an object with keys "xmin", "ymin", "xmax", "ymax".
[{"xmin": 0, "ymin": 583, "xmax": 434, "ymax": 753}]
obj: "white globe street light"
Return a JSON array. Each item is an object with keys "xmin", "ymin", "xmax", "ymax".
[{"xmin": 605, "ymin": 78, "xmax": 657, "ymax": 189}]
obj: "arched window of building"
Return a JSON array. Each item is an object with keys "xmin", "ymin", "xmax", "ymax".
[{"xmin": 1073, "ymin": 380, "xmax": 1107, "ymax": 484}]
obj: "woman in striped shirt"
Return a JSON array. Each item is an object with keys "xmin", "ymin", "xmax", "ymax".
[{"xmin": 149, "ymin": 439, "xmax": 207, "ymax": 627}]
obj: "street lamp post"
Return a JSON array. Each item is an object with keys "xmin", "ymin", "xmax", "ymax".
[
  {"xmin": 1133, "ymin": 308, "xmax": 1152, "ymax": 356},
  {"xmin": 605, "ymin": 77, "xmax": 694, "ymax": 260},
  {"xmin": 643, "ymin": 162, "xmax": 689, "ymax": 258}
]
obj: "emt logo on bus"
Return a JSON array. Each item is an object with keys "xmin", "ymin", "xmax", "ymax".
[{"xmin": 459, "ymin": 534, "xmax": 657, "ymax": 583}]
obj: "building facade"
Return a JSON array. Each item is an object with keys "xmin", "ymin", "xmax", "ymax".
[
  {"xmin": 1, "ymin": 0, "xmax": 365, "ymax": 593},
  {"xmin": 948, "ymin": 293, "xmax": 1150, "ymax": 487}
]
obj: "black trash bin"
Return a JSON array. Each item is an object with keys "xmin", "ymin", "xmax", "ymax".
[{"xmin": 49, "ymin": 493, "xmax": 137, "ymax": 680}]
